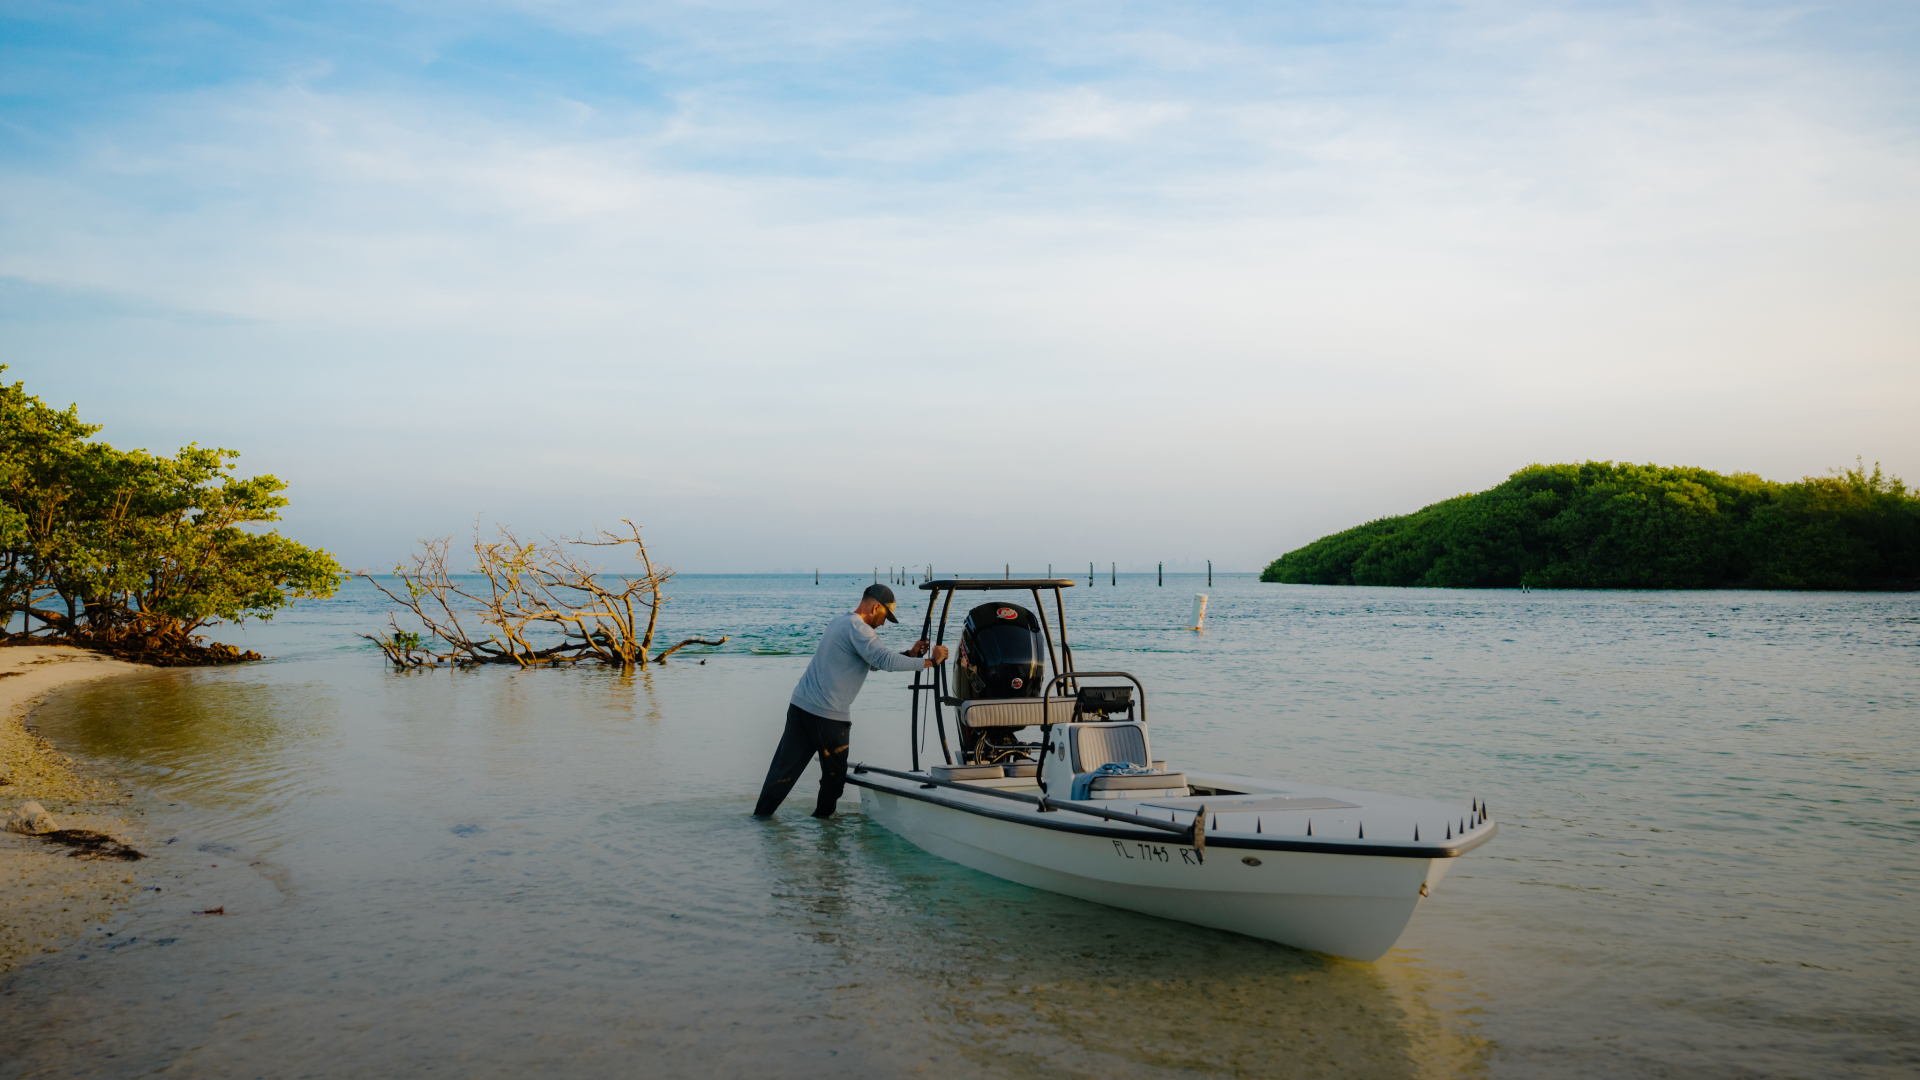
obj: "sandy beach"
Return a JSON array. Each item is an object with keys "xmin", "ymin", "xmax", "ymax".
[{"xmin": 0, "ymin": 645, "xmax": 151, "ymax": 973}]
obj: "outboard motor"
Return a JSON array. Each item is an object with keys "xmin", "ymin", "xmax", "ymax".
[
  {"xmin": 955, "ymin": 601, "xmax": 1047, "ymax": 763},
  {"xmin": 955, "ymin": 601, "xmax": 1045, "ymax": 701}
]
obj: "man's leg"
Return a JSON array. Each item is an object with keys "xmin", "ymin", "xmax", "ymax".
[
  {"xmin": 752, "ymin": 705, "xmax": 822, "ymax": 817},
  {"xmin": 807, "ymin": 716, "xmax": 854, "ymax": 818}
]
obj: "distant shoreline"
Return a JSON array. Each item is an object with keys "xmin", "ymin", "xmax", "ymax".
[{"xmin": 1256, "ymin": 580, "xmax": 1920, "ymax": 592}]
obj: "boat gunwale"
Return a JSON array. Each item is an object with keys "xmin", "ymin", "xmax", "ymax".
[{"xmin": 848, "ymin": 771, "xmax": 1498, "ymax": 859}]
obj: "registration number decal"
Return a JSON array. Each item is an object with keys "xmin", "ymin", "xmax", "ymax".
[{"xmin": 1113, "ymin": 839, "xmax": 1203, "ymax": 865}]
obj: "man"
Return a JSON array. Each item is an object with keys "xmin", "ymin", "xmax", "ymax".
[{"xmin": 752, "ymin": 584, "xmax": 949, "ymax": 818}]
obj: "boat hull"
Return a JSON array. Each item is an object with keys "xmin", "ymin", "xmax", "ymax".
[{"xmin": 857, "ymin": 778, "xmax": 1458, "ymax": 961}]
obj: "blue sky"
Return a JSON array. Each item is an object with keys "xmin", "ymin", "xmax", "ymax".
[{"xmin": 3, "ymin": 0, "xmax": 1916, "ymax": 573}]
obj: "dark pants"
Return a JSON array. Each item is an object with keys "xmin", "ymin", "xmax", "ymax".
[{"xmin": 752, "ymin": 704, "xmax": 852, "ymax": 818}]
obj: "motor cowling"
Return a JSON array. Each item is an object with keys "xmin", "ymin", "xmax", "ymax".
[{"xmin": 955, "ymin": 601, "xmax": 1044, "ymax": 701}]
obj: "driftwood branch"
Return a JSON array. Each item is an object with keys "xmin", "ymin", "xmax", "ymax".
[
  {"xmin": 358, "ymin": 520, "xmax": 725, "ymax": 672},
  {"xmin": 653, "ymin": 636, "xmax": 730, "ymax": 663}
]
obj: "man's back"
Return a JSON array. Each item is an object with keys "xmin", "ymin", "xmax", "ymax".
[{"xmin": 790, "ymin": 611, "xmax": 921, "ymax": 722}]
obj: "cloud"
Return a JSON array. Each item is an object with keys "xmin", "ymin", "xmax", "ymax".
[
  {"xmin": 0, "ymin": 0, "xmax": 1916, "ymax": 569},
  {"xmin": 1015, "ymin": 89, "xmax": 1186, "ymax": 141}
]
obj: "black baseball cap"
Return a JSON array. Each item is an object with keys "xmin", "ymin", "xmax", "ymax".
[{"xmin": 862, "ymin": 584, "xmax": 900, "ymax": 623}]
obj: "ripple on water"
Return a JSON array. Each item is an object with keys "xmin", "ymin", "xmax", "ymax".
[{"xmin": 3, "ymin": 578, "xmax": 1917, "ymax": 1078}]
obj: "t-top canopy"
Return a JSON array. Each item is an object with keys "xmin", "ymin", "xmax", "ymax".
[{"xmin": 919, "ymin": 578, "xmax": 1078, "ymax": 591}]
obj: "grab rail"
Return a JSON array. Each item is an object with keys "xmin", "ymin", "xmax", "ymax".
[{"xmin": 1041, "ymin": 671, "xmax": 1146, "ymax": 726}]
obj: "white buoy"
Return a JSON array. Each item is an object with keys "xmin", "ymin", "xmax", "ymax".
[{"xmin": 1190, "ymin": 593, "xmax": 1208, "ymax": 631}]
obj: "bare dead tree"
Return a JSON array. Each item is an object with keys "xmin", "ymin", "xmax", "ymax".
[{"xmin": 359, "ymin": 520, "xmax": 726, "ymax": 671}]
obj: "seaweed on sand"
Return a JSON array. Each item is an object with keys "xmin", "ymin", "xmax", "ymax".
[{"xmin": 38, "ymin": 829, "xmax": 146, "ymax": 861}]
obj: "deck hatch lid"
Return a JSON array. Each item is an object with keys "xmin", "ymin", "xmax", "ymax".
[{"xmin": 1144, "ymin": 796, "xmax": 1361, "ymax": 813}]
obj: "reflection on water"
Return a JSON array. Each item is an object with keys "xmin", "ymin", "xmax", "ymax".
[
  {"xmin": 2, "ymin": 659, "xmax": 1484, "ymax": 1078},
  {"xmin": 763, "ymin": 819, "xmax": 1491, "ymax": 1079},
  {"xmin": 3, "ymin": 577, "xmax": 1915, "ymax": 1077}
]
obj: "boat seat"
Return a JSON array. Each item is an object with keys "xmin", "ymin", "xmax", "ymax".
[
  {"xmin": 957, "ymin": 697, "xmax": 1078, "ymax": 730},
  {"xmin": 1064, "ymin": 722, "xmax": 1185, "ymax": 798},
  {"xmin": 1071, "ymin": 723, "xmax": 1149, "ymax": 772}
]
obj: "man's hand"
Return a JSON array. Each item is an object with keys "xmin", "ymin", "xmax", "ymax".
[
  {"xmin": 905, "ymin": 639, "xmax": 930, "ymax": 658},
  {"xmin": 931, "ymin": 644, "xmax": 949, "ymax": 663}
]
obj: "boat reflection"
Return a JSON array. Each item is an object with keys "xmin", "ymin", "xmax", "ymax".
[{"xmin": 757, "ymin": 809, "xmax": 1494, "ymax": 1079}]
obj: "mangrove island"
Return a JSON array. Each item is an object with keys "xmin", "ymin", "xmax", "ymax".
[{"xmin": 1262, "ymin": 460, "xmax": 1920, "ymax": 590}]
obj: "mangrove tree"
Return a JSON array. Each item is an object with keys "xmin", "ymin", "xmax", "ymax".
[{"xmin": 0, "ymin": 368, "xmax": 345, "ymax": 662}]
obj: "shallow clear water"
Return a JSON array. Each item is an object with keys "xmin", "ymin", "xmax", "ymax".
[{"xmin": 3, "ymin": 575, "xmax": 1916, "ymax": 1078}]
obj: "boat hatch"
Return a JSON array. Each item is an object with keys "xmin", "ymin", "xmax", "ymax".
[{"xmin": 1143, "ymin": 796, "xmax": 1362, "ymax": 813}]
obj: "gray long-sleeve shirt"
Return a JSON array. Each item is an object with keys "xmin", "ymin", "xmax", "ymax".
[{"xmin": 789, "ymin": 612, "xmax": 924, "ymax": 722}]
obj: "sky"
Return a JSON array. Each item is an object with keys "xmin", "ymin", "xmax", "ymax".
[{"xmin": 2, "ymin": 0, "xmax": 1916, "ymax": 574}]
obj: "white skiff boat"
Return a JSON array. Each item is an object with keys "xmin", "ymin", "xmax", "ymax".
[{"xmin": 848, "ymin": 578, "xmax": 1496, "ymax": 961}]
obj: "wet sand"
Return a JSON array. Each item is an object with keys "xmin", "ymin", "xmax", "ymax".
[{"xmin": 0, "ymin": 646, "xmax": 150, "ymax": 973}]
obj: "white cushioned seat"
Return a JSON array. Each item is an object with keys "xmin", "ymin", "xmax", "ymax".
[
  {"xmin": 957, "ymin": 697, "xmax": 1078, "ymax": 730},
  {"xmin": 1065, "ymin": 723, "xmax": 1186, "ymax": 799},
  {"xmin": 1071, "ymin": 724, "xmax": 1150, "ymax": 772}
]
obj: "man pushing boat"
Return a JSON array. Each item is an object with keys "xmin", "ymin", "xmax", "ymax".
[{"xmin": 752, "ymin": 584, "xmax": 949, "ymax": 818}]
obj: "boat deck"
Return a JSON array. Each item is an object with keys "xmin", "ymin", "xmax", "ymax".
[{"xmin": 848, "ymin": 767, "xmax": 1497, "ymax": 859}]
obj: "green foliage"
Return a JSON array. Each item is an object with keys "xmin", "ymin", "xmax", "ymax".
[
  {"xmin": 1262, "ymin": 461, "xmax": 1920, "ymax": 590},
  {"xmin": 0, "ymin": 367, "xmax": 345, "ymax": 653}
]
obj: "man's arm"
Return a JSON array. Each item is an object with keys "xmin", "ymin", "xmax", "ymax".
[
  {"xmin": 854, "ymin": 625, "xmax": 945, "ymax": 672},
  {"xmin": 854, "ymin": 623, "xmax": 926, "ymax": 672}
]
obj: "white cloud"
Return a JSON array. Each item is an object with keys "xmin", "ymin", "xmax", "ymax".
[
  {"xmin": 1015, "ymin": 88, "xmax": 1186, "ymax": 141},
  {"xmin": 2, "ymin": 0, "xmax": 1917, "ymax": 569}
]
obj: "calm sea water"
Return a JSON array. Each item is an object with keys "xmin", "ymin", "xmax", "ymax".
[{"xmin": 3, "ymin": 575, "xmax": 1915, "ymax": 1078}]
